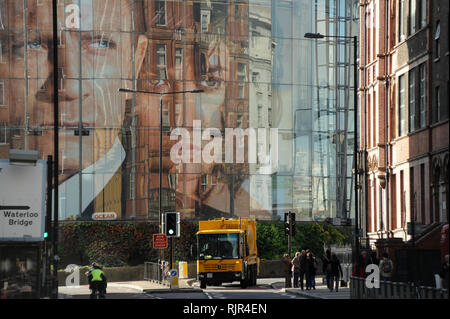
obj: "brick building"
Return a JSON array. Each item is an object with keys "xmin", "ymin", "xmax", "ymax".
[{"xmin": 359, "ymin": 0, "xmax": 449, "ymax": 249}]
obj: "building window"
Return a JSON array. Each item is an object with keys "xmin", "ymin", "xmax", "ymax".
[
  {"xmin": 162, "ymin": 101, "xmax": 169, "ymax": 127},
  {"xmin": 409, "ymin": 0, "xmax": 417, "ymax": 35},
  {"xmin": 420, "ymin": 163, "xmax": 425, "ymax": 223},
  {"xmin": 236, "ymin": 114, "xmax": 243, "ymax": 128},
  {"xmin": 175, "ymin": 48, "xmax": 183, "ymax": 80},
  {"xmin": 257, "ymin": 105, "xmax": 263, "ymax": 127},
  {"xmin": 0, "ymin": 80, "xmax": 5, "ymax": 106},
  {"xmin": 399, "ymin": 0, "xmax": 406, "ymax": 42},
  {"xmin": 0, "ymin": 40, "xmax": 4, "ymax": 63},
  {"xmin": 0, "ymin": 122, "xmax": 7, "ymax": 144},
  {"xmin": 409, "ymin": 69, "xmax": 416, "ymax": 132},
  {"xmin": 419, "ymin": 64, "xmax": 426, "ymax": 128},
  {"xmin": 237, "ymin": 63, "xmax": 246, "ymax": 99},
  {"xmin": 201, "ymin": 174, "xmax": 208, "ymax": 192},
  {"xmin": 155, "ymin": 0, "xmax": 166, "ymax": 26},
  {"xmin": 434, "ymin": 21, "xmax": 440, "ymax": 59},
  {"xmin": 201, "ymin": 11, "xmax": 210, "ymax": 33},
  {"xmin": 435, "ymin": 86, "xmax": 440, "ymax": 123},
  {"xmin": 268, "ymin": 108, "xmax": 272, "ymax": 127},
  {"xmin": 398, "ymin": 75, "xmax": 406, "ymax": 136},
  {"xmin": 418, "ymin": 0, "xmax": 427, "ymax": 29},
  {"xmin": 129, "ymin": 168, "xmax": 135, "ymax": 200},
  {"xmin": 156, "ymin": 44, "xmax": 167, "ymax": 80}
]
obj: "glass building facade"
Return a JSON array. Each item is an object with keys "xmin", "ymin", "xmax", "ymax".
[{"xmin": 0, "ymin": 0, "xmax": 358, "ymax": 223}]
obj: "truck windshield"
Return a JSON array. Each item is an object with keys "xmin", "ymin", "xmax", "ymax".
[{"xmin": 198, "ymin": 233, "xmax": 239, "ymax": 260}]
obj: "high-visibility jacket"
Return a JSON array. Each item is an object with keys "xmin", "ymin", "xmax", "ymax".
[{"xmin": 90, "ymin": 268, "xmax": 105, "ymax": 282}]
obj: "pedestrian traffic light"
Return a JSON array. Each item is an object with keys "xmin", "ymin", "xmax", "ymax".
[
  {"xmin": 290, "ymin": 212, "xmax": 296, "ymax": 236},
  {"xmin": 284, "ymin": 212, "xmax": 290, "ymax": 236},
  {"xmin": 164, "ymin": 212, "xmax": 180, "ymax": 237}
]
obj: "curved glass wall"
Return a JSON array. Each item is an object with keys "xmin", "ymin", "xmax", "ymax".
[{"xmin": 0, "ymin": 0, "xmax": 357, "ymax": 223}]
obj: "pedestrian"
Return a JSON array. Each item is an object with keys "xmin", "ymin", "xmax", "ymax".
[
  {"xmin": 369, "ymin": 251, "xmax": 379, "ymax": 266},
  {"xmin": 305, "ymin": 251, "xmax": 312, "ymax": 290},
  {"xmin": 299, "ymin": 250, "xmax": 307, "ymax": 290},
  {"xmin": 308, "ymin": 252, "xmax": 318, "ymax": 290},
  {"xmin": 329, "ymin": 254, "xmax": 343, "ymax": 292},
  {"xmin": 439, "ymin": 254, "xmax": 449, "ymax": 289},
  {"xmin": 282, "ymin": 254, "xmax": 292, "ymax": 288},
  {"xmin": 291, "ymin": 252, "xmax": 301, "ymax": 288},
  {"xmin": 322, "ymin": 249, "xmax": 332, "ymax": 289},
  {"xmin": 352, "ymin": 250, "xmax": 370, "ymax": 278},
  {"xmin": 378, "ymin": 252, "xmax": 394, "ymax": 282}
]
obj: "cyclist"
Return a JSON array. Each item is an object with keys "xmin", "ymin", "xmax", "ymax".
[{"xmin": 87, "ymin": 262, "xmax": 107, "ymax": 299}]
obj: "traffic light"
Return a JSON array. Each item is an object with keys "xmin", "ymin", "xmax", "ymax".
[
  {"xmin": 290, "ymin": 212, "xmax": 296, "ymax": 236},
  {"xmin": 164, "ymin": 212, "xmax": 180, "ymax": 237},
  {"xmin": 284, "ymin": 212, "xmax": 290, "ymax": 236}
]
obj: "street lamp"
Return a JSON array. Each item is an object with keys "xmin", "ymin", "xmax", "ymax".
[
  {"xmin": 304, "ymin": 32, "xmax": 359, "ymax": 258},
  {"xmin": 118, "ymin": 88, "xmax": 203, "ymax": 229}
]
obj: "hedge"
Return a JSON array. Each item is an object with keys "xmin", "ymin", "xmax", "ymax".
[{"xmin": 59, "ymin": 220, "xmax": 350, "ymax": 267}]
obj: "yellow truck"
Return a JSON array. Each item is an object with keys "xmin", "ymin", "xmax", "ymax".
[{"xmin": 196, "ymin": 217, "xmax": 259, "ymax": 289}]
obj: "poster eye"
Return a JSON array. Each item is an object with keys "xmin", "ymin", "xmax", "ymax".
[
  {"xmin": 90, "ymin": 40, "xmax": 111, "ymax": 49},
  {"xmin": 27, "ymin": 40, "xmax": 42, "ymax": 50}
]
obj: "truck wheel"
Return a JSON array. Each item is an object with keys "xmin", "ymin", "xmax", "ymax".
[{"xmin": 200, "ymin": 280, "xmax": 207, "ymax": 289}]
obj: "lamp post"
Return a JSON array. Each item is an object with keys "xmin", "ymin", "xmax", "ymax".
[
  {"xmin": 118, "ymin": 88, "xmax": 203, "ymax": 267},
  {"xmin": 304, "ymin": 32, "xmax": 359, "ymax": 258}
]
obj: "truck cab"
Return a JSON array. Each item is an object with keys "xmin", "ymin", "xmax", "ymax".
[{"xmin": 196, "ymin": 218, "xmax": 259, "ymax": 289}]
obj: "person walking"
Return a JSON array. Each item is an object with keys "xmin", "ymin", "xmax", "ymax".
[
  {"xmin": 308, "ymin": 252, "xmax": 318, "ymax": 290},
  {"xmin": 322, "ymin": 249, "xmax": 332, "ymax": 290},
  {"xmin": 291, "ymin": 252, "xmax": 301, "ymax": 288},
  {"xmin": 305, "ymin": 251, "xmax": 312, "ymax": 290},
  {"xmin": 298, "ymin": 250, "xmax": 307, "ymax": 290},
  {"xmin": 379, "ymin": 252, "xmax": 394, "ymax": 282},
  {"xmin": 329, "ymin": 254, "xmax": 343, "ymax": 292},
  {"xmin": 282, "ymin": 254, "xmax": 292, "ymax": 288}
]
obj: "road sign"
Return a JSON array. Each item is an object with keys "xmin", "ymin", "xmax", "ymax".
[
  {"xmin": 153, "ymin": 233, "xmax": 168, "ymax": 249},
  {"xmin": 0, "ymin": 159, "xmax": 46, "ymax": 241},
  {"xmin": 170, "ymin": 269, "xmax": 178, "ymax": 277}
]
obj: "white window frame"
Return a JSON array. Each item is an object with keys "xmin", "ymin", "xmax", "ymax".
[
  {"xmin": 399, "ymin": 75, "xmax": 406, "ymax": 136},
  {"xmin": 0, "ymin": 80, "xmax": 5, "ymax": 106},
  {"xmin": 156, "ymin": 44, "xmax": 167, "ymax": 80},
  {"xmin": 155, "ymin": 0, "xmax": 166, "ymax": 26},
  {"xmin": 237, "ymin": 63, "xmax": 246, "ymax": 99},
  {"xmin": 419, "ymin": 63, "xmax": 426, "ymax": 128},
  {"xmin": 175, "ymin": 47, "xmax": 183, "ymax": 80},
  {"xmin": 409, "ymin": 69, "xmax": 416, "ymax": 132}
]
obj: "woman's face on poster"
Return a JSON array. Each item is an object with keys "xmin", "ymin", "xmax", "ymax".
[{"xmin": 4, "ymin": 0, "xmax": 141, "ymax": 181}]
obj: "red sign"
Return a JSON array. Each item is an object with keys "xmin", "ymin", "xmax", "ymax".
[{"xmin": 153, "ymin": 234, "xmax": 167, "ymax": 249}]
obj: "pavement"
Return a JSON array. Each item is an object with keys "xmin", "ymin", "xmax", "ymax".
[
  {"xmin": 58, "ymin": 278, "xmax": 201, "ymax": 298},
  {"xmin": 58, "ymin": 276, "xmax": 350, "ymax": 299},
  {"xmin": 272, "ymin": 276, "xmax": 350, "ymax": 299}
]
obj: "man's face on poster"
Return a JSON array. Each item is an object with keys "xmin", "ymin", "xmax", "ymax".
[{"xmin": 4, "ymin": 0, "xmax": 145, "ymax": 183}]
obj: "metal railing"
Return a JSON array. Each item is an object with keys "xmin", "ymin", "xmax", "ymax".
[
  {"xmin": 144, "ymin": 261, "xmax": 170, "ymax": 286},
  {"xmin": 350, "ymin": 276, "xmax": 448, "ymax": 299}
]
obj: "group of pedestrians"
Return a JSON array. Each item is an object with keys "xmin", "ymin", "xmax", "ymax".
[
  {"xmin": 282, "ymin": 248, "xmax": 344, "ymax": 292},
  {"xmin": 352, "ymin": 250, "xmax": 395, "ymax": 282}
]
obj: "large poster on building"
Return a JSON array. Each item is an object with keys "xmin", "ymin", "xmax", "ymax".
[
  {"xmin": 0, "ymin": 0, "xmax": 356, "ymax": 222},
  {"xmin": 0, "ymin": 0, "xmax": 279, "ymax": 221}
]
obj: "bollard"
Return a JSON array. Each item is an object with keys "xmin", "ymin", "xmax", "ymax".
[{"xmin": 179, "ymin": 261, "xmax": 188, "ymax": 279}]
